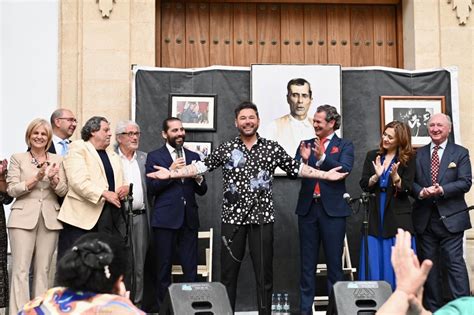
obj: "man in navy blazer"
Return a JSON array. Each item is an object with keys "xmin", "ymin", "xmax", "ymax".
[
  {"xmin": 145, "ymin": 117, "xmax": 207, "ymax": 309},
  {"xmin": 294, "ymin": 105, "xmax": 354, "ymax": 314},
  {"xmin": 412, "ymin": 113, "xmax": 472, "ymax": 312}
]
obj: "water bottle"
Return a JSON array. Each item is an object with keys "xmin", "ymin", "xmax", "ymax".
[
  {"xmin": 276, "ymin": 293, "xmax": 283, "ymax": 313},
  {"xmin": 282, "ymin": 293, "xmax": 290, "ymax": 314},
  {"xmin": 271, "ymin": 293, "xmax": 277, "ymax": 314}
]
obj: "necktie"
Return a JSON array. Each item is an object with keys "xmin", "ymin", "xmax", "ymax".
[
  {"xmin": 313, "ymin": 138, "xmax": 328, "ymax": 196},
  {"xmin": 59, "ymin": 139, "xmax": 69, "ymax": 156},
  {"xmin": 431, "ymin": 145, "xmax": 440, "ymax": 184}
]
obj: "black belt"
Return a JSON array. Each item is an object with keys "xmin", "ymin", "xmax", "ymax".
[{"xmin": 132, "ymin": 209, "xmax": 146, "ymax": 215}]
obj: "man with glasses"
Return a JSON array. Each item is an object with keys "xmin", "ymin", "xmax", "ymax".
[
  {"xmin": 49, "ymin": 109, "xmax": 77, "ymax": 156},
  {"xmin": 115, "ymin": 120, "xmax": 151, "ymax": 310}
]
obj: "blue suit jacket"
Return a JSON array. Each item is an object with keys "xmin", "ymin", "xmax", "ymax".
[
  {"xmin": 294, "ymin": 135, "xmax": 354, "ymax": 217},
  {"xmin": 146, "ymin": 145, "xmax": 207, "ymax": 230},
  {"xmin": 412, "ymin": 141, "xmax": 472, "ymax": 234}
]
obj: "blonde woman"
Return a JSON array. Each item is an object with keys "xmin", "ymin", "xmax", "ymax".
[{"xmin": 6, "ymin": 118, "xmax": 67, "ymax": 315}]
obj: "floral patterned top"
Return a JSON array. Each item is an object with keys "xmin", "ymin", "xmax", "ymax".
[
  {"xmin": 195, "ymin": 135, "xmax": 301, "ymax": 225},
  {"xmin": 19, "ymin": 287, "xmax": 144, "ymax": 315}
]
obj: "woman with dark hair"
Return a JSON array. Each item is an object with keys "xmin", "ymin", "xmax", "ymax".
[
  {"xmin": 20, "ymin": 233, "xmax": 144, "ymax": 314},
  {"xmin": 6, "ymin": 118, "xmax": 67, "ymax": 315},
  {"xmin": 358, "ymin": 121, "xmax": 416, "ymax": 290}
]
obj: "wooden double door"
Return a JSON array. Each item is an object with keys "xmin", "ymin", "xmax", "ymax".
[{"xmin": 156, "ymin": 1, "xmax": 402, "ymax": 68}]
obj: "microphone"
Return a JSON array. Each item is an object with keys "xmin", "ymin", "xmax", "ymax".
[
  {"xmin": 175, "ymin": 144, "xmax": 183, "ymax": 159},
  {"xmin": 343, "ymin": 193, "xmax": 353, "ymax": 204},
  {"xmin": 125, "ymin": 183, "xmax": 134, "ymax": 202}
]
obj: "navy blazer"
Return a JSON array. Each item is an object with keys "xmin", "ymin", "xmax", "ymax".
[
  {"xmin": 360, "ymin": 150, "xmax": 416, "ymax": 237},
  {"xmin": 294, "ymin": 135, "xmax": 354, "ymax": 217},
  {"xmin": 412, "ymin": 141, "xmax": 472, "ymax": 234},
  {"xmin": 145, "ymin": 145, "xmax": 207, "ymax": 230}
]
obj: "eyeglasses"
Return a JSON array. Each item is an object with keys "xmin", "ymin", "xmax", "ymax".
[
  {"xmin": 58, "ymin": 117, "xmax": 78, "ymax": 123},
  {"xmin": 118, "ymin": 131, "xmax": 141, "ymax": 137}
]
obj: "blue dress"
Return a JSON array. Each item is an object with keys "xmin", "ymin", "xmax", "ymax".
[{"xmin": 358, "ymin": 156, "xmax": 416, "ymax": 290}]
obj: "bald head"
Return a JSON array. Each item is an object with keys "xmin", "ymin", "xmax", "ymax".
[{"xmin": 50, "ymin": 108, "xmax": 77, "ymax": 139}]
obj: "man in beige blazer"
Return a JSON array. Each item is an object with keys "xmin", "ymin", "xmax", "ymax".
[{"xmin": 57, "ymin": 116, "xmax": 129, "ymax": 259}]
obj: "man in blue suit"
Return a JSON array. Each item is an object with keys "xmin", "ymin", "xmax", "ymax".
[
  {"xmin": 145, "ymin": 117, "xmax": 208, "ymax": 309},
  {"xmin": 412, "ymin": 113, "xmax": 472, "ymax": 312},
  {"xmin": 294, "ymin": 105, "xmax": 354, "ymax": 315}
]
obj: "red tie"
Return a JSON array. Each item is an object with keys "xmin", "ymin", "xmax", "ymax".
[
  {"xmin": 313, "ymin": 138, "xmax": 328, "ymax": 196},
  {"xmin": 431, "ymin": 145, "xmax": 440, "ymax": 184}
]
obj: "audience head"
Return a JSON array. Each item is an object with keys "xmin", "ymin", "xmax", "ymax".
[
  {"xmin": 25, "ymin": 118, "xmax": 53, "ymax": 151},
  {"xmin": 162, "ymin": 117, "xmax": 185, "ymax": 148},
  {"xmin": 50, "ymin": 109, "xmax": 77, "ymax": 139},
  {"xmin": 56, "ymin": 233, "xmax": 127, "ymax": 294},
  {"xmin": 81, "ymin": 116, "xmax": 111, "ymax": 150},
  {"xmin": 115, "ymin": 120, "xmax": 141, "ymax": 153},
  {"xmin": 286, "ymin": 78, "xmax": 313, "ymax": 120},
  {"xmin": 378, "ymin": 120, "xmax": 414, "ymax": 166}
]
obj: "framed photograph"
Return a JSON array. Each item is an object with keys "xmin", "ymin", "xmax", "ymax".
[
  {"xmin": 251, "ymin": 64, "xmax": 342, "ymax": 175},
  {"xmin": 380, "ymin": 96, "xmax": 446, "ymax": 147},
  {"xmin": 183, "ymin": 141, "xmax": 212, "ymax": 161},
  {"xmin": 169, "ymin": 94, "xmax": 216, "ymax": 131}
]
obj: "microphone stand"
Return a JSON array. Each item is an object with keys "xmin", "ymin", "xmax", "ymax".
[
  {"xmin": 360, "ymin": 193, "xmax": 371, "ymax": 281},
  {"xmin": 124, "ymin": 183, "xmax": 136, "ymax": 302}
]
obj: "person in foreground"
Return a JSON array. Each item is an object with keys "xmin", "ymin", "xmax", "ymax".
[
  {"xmin": 19, "ymin": 232, "xmax": 144, "ymax": 314},
  {"xmin": 359, "ymin": 121, "xmax": 416, "ymax": 290},
  {"xmin": 147, "ymin": 102, "xmax": 347, "ymax": 314},
  {"xmin": 377, "ymin": 229, "xmax": 474, "ymax": 315}
]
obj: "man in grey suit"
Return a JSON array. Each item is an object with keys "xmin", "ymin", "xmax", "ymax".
[
  {"xmin": 115, "ymin": 120, "xmax": 151, "ymax": 309},
  {"xmin": 412, "ymin": 113, "xmax": 472, "ymax": 311}
]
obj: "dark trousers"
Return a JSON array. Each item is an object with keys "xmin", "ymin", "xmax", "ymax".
[
  {"xmin": 57, "ymin": 203, "xmax": 126, "ymax": 261},
  {"xmin": 417, "ymin": 207, "xmax": 470, "ymax": 312},
  {"xmin": 153, "ymin": 225, "xmax": 198, "ymax": 310},
  {"xmin": 221, "ymin": 222, "xmax": 273, "ymax": 315},
  {"xmin": 298, "ymin": 200, "xmax": 346, "ymax": 314}
]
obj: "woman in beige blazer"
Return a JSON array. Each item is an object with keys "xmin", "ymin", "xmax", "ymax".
[{"xmin": 6, "ymin": 118, "xmax": 67, "ymax": 315}]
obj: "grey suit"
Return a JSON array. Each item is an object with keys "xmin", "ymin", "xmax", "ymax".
[{"xmin": 119, "ymin": 149, "xmax": 151, "ymax": 307}]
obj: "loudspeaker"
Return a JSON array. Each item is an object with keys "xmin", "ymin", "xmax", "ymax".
[
  {"xmin": 326, "ymin": 281, "xmax": 392, "ymax": 315},
  {"xmin": 160, "ymin": 282, "xmax": 233, "ymax": 315}
]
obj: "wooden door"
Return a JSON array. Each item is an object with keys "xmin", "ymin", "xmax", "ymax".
[{"xmin": 158, "ymin": 1, "xmax": 402, "ymax": 68}]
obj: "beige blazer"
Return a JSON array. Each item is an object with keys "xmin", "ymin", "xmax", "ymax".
[
  {"xmin": 6, "ymin": 152, "xmax": 67, "ymax": 230},
  {"xmin": 58, "ymin": 140, "xmax": 126, "ymax": 230}
]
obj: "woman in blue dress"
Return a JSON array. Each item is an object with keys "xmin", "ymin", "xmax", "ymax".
[{"xmin": 359, "ymin": 121, "xmax": 416, "ymax": 290}]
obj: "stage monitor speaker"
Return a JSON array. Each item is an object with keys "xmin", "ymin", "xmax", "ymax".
[
  {"xmin": 326, "ymin": 281, "xmax": 392, "ymax": 315},
  {"xmin": 160, "ymin": 282, "xmax": 233, "ymax": 315}
]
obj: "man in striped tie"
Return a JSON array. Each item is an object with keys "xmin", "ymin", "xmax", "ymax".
[{"xmin": 412, "ymin": 113, "xmax": 472, "ymax": 312}]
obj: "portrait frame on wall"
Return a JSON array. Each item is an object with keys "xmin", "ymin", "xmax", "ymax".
[
  {"xmin": 380, "ymin": 95, "xmax": 446, "ymax": 147},
  {"xmin": 169, "ymin": 94, "xmax": 217, "ymax": 131},
  {"xmin": 183, "ymin": 141, "xmax": 212, "ymax": 161}
]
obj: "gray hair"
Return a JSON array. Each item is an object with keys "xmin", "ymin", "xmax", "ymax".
[
  {"xmin": 428, "ymin": 113, "xmax": 452, "ymax": 126},
  {"xmin": 115, "ymin": 120, "xmax": 140, "ymax": 135},
  {"xmin": 81, "ymin": 116, "xmax": 108, "ymax": 141},
  {"xmin": 316, "ymin": 104, "xmax": 341, "ymax": 131}
]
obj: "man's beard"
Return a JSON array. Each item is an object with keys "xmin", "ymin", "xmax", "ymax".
[{"xmin": 168, "ymin": 135, "xmax": 186, "ymax": 148}]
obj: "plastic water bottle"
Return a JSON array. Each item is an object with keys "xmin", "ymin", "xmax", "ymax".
[
  {"xmin": 271, "ymin": 293, "xmax": 277, "ymax": 314},
  {"xmin": 282, "ymin": 293, "xmax": 290, "ymax": 314},
  {"xmin": 276, "ymin": 293, "xmax": 283, "ymax": 313}
]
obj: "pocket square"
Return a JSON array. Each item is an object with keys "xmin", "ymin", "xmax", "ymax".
[
  {"xmin": 448, "ymin": 162, "xmax": 457, "ymax": 168},
  {"xmin": 330, "ymin": 147, "xmax": 339, "ymax": 154}
]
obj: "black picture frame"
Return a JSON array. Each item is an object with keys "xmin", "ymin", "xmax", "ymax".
[{"xmin": 169, "ymin": 94, "xmax": 217, "ymax": 131}]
